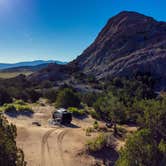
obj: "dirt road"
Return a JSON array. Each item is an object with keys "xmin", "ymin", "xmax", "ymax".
[
  {"xmin": 15, "ymin": 124, "xmax": 95, "ymax": 166},
  {"xmin": 41, "ymin": 128, "xmax": 69, "ymax": 166}
]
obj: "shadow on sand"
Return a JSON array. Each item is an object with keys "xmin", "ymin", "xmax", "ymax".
[
  {"xmin": 63, "ymin": 123, "xmax": 80, "ymax": 128},
  {"xmin": 73, "ymin": 114, "xmax": 88, "ymax": 120},
  {"xmin": 5, "ymin": 110, "xmax": 34, "ymax": 118},
  {"xmin": 89, "ymin": 146, "xmax": 119, "ymax": 166}
]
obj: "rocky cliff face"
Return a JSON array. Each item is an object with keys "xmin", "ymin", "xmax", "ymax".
[
  {"xmin": 74, "ymin": 11, "xmax": 166, "ymax": 85},
  {"xmin": 31, "ymin": 11, "xmax": 166, "ymax": 90}
]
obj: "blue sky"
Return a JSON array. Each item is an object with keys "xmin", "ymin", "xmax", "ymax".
[{"xmin": 0, "ymin": 0, "xmax": 165, "ymax": 63}]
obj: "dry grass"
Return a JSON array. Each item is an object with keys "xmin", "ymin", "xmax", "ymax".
[{"xmin": 0, "ymin": 71, "xmax": 33, "ymax": 78}]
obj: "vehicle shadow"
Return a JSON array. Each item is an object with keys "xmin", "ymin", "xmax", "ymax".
[{"xmin": 63, "ymin": 123, "xmax": 80, "ymax": 128}]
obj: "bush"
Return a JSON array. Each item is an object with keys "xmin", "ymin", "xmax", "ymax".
[
  {"xmin": 26, "ymin": 89, "xmax": 41, "ymax": 103},
  {"xmin": 3, "ymin": 104, "xmax": 17, "ymax": 114},
  {"xmin": 0, "ymin": 88, "xmax": 12, "ymax": 106},
  {"xmin": 55, "ymin": 88, "xmax": 80, "ymax": 108},
  {"xmin": 14, "ymin": 100, "xmax": 26, "ymax": 105},
  {"xmin": 116, "ymin": 129, "xmax": 160, "ymax": 166},
  {"xmin": 86, "ymin": 134, "xmax": 107, "ymax": 153},
  {"xmin": 2, "ymin": 102, "xmax": 33, "ymax": 116},
  {"xmin": 16, "ymin": 105, "xmax": 33, "ymax": 113},
  {"xmin": 85, "ymin": 127, "xmax": 94, "ymax": 136},
  {"xmin": 40, "ymin": 80, "xmax": 53, "ymax": 89},
  {"xmin": 80, "ymin": 92, "xmax": 98, "ymax": 107},
  {"xmin": 116, "ymin": 126, "xmax": 127, "ymax": 138},
  {"xmin": 0, "ymin": 114, "xmax": 26, "ymax": 166},
  {"xmin": 93, "ymin": 121, "xmax": 99, "ymax": 130},
  {"xmin": 89, "ymin": 109, "xmax": 100, "ymax": 120},
  {"xmin": 68, "ymin": 107, "xmax": 85, "ymax": 117},
  {"xmin": 42, "ymin": 89, "xmax": 57, "ymax": 102}
]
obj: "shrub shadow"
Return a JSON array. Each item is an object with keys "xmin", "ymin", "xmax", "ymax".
[
  {"xmin": 5, "ymin": 110, "xmax": 34, "ymax": 118},
  {"xmin": 89, "ymin": 147, "xmax": 119, "ymax": 166},
  {"xmin": 73, "ymin": 114, "xmax": 88, "ymax": 120}
]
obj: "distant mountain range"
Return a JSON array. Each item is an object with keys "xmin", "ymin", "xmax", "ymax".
[{"xmin": 0, "ymin": 60, "xmax": 67, "ymax": 70}]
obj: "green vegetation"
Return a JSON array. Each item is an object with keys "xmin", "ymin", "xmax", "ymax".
[
  {"xmin": 88, "ymin": 108, "xmax": 100, "ymax": 120},
  {"xmin": 42, "ymin": 88, "xmax": 57, "ymax": 102},
  {"xmin": 116, "ymin": 129, "xmax": 158, "ymax": 166},
  {"xmin": 116, "ymin": 97, "xmax": 166, "ymax": 165},
  {"xmin": 80, "ymin": 92, "xmax": 98, "ymax": 107},
  {"xmin": 0, "ymin": 70, "xmax": 165, "ymax": 165},
  {"xmin": 0, "ymin": 88, "xmax": 12, "ymax": 106},
  {"xmin": 85, "ymin": 127, "xmax": 94, "ymax": 136},
  {"xmin": 0, "ymin": 114, "xmax": 26, "ymax": 166},
  {"xmin": 81, "ymin": 73, "xmax": 166, "ymax": 165},
  {"xmin": 86, "ymin": 134, "xmax": 107, "ymax": 153},
  {"xmin": 68, "ymin": 107, "xmax": 85, "ymax": 117},
  {"xmin": 0, "ymin": 75, "xmax": 41, "ymax": 103},
  {"xmin": 93, "ymin": 121, "xmax": 99, "ymax": 130},
  {"xmin": 55, "ymin": 88, "xmax": 80, "ymax": 108},
  {"xmin": 1, "ymin": 100, "xmax": 33, "ymax": 116},
  {"xmin": 93, "ymin": 92, "xmax": 126, "ymax": 134}
]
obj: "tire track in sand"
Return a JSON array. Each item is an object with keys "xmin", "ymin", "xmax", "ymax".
[
  {"xmin": 57, "ymin": 129, "xmax": 69, "ymax": 166},
  {"xmin": 41, "ymin": 128, "xmax": 59, "ymax": 166}
]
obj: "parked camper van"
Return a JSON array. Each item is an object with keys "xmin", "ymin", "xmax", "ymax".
[{"xmin": 52, "ymin": 108, "xmax": 72, "ymax": 124}]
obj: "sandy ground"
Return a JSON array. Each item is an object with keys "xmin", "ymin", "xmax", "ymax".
[
  {"xmin": 6, "ymin": 101, "xmax": 137, "ymax": 166},
  {"xmin": 6, "ymin": 103, "xmax": 100, "ymax": 166}
]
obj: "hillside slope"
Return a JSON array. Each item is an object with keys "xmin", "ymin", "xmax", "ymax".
[
  {"xmin": 74, "ymin": 11, "xmax": 166, "ymax": 81},
  {"xmin": 30, "ymin": 11, "xmax": 166, "ymax": 90}
]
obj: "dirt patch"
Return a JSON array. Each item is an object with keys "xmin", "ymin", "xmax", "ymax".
[{"xmin": 17, "ymin": 127, "xmax": 29, "ymax": 142}]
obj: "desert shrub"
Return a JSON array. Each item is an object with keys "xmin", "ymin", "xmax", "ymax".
[
  {"xmin": 25, "ymin": 89, "xmax": 41, "ymax": 103},
  {"xmin": 2, "ymin": 103, "xmax": 33, "ymax": 116},
  {"xmin": 14, "ymin": 100, "xmax": 26, "ymax": 105},
  {"xmin": 42, "ymin": 88, "xmax": 57, "ymax": 102},
  {"xmin": 80, "ymin": 92, "xmax": 98, "ymax": 107},
  {"xmin": 93, "ymin": 92, "xmax": 126, "ymax": 131},
  {"xmin": 55, "ymin": 88, "xmax": 80, "ymax": 108},
  {"xmin": 86, "ymin": 134, "xmax": 107, "ymax": 153},
  {"xmin": 0, "ymin": 88, "xmax": 12, "ymax": 106},
  {"xmin": 116, "ymin": 126, "xmax": 127, "ymax": 138},
  {"xmin": 68, "ymin": 107, "xmax": 85, "ymax": 117},
  {"xmin": 93, "ymin": 121, "xmax": 99, "ymax": 130},
  {"xmin": 16, "ymin": 105, "xmax": 33, "ymax": 113},
  {"xmin": 86, "ymin": 127, "xmax": 94, "ymax": 136},
  {"xmin": 40, "ymin": 80, "xmax": 53, "ymax": 88},
  {"xmin": 88, "ymin": 109, "xmax": 100, "ymax": 120},
  {"xmin": 0, "ymin": 114, "xmax": 26, "ymax": 166},
  {"xmin": 116, "ymin": 97, "xmax": 166, "ymax": 165},
  {"xmin": 116, "ymin": 129, "xmax": 160, "ymax": 166},
  {"xmin": 3, "ymin": 104, "xmax": 17, "ymax": 114}
]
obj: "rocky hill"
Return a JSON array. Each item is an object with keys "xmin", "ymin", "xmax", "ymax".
[
  {"xmin": 30, "ymin": 11, "xmax": 166, "ymax": 90},
  {"xmin": 74, "ymin": 11, "xmax": 166, "ymax": 80}
]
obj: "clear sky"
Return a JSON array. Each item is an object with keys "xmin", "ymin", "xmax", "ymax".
[{"xmin": 0, "ymin": 0, "xmax": 165, "ymax": 63}]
